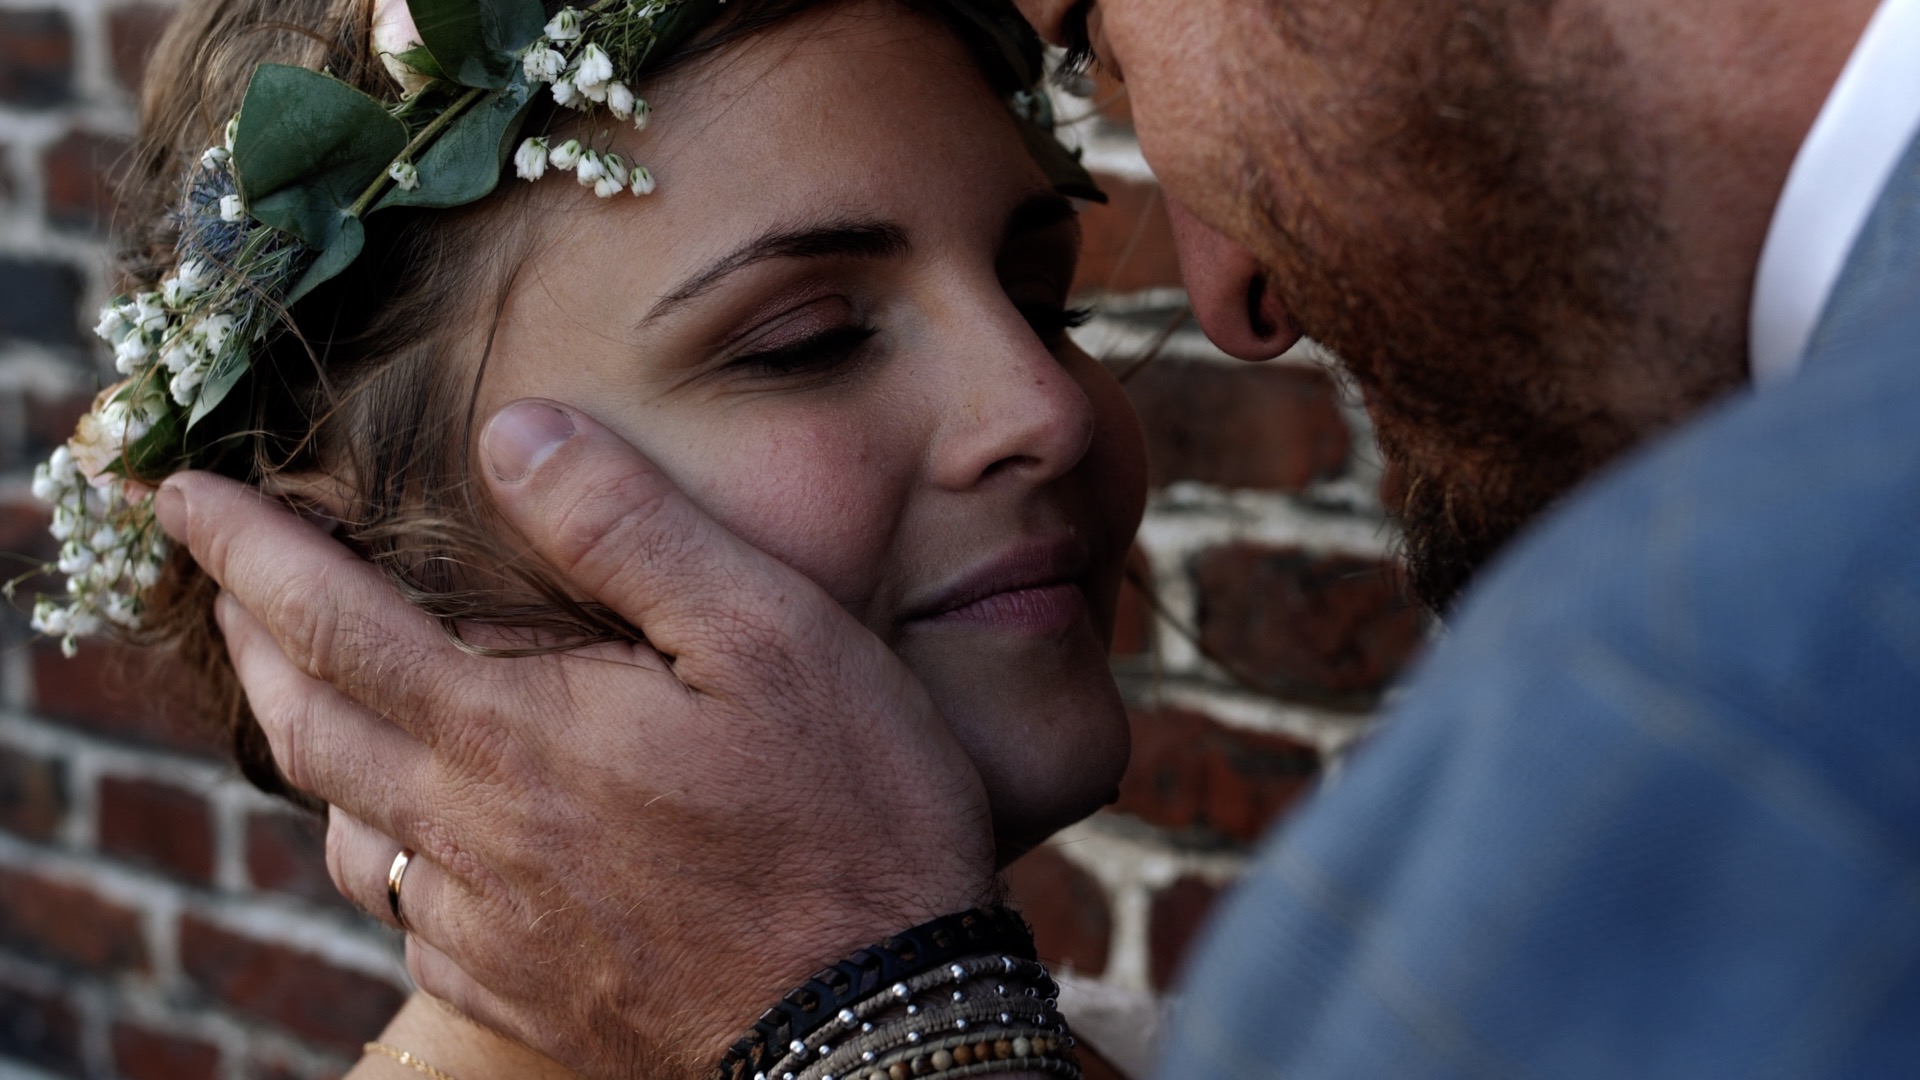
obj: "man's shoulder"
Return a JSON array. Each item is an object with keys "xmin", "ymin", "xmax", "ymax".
[{"xmin": 1155, "ymin": 310, "xmax": 1920, "ymax": 1080}]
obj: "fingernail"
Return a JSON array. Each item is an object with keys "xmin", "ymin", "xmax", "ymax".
[
  {"xmin": 484, "ymin": 402, "xmax": 576, "ymax": 483},
  {"xmin": 153, "ymin": 481, "xmax": 188, "ymax": 539}
]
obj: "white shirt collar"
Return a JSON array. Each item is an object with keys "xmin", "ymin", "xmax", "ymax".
[{"xmin": 1749, "ymin": 0, "xmax": 1920, "ymax": 384}]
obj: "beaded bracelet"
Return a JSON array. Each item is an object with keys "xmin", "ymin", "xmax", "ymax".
[{"xmin": 714, "ymin": 908, "xmax": 1072, "ymax": 1080}]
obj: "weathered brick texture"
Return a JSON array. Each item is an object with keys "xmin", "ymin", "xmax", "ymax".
[
  {"xmin": 178, "ymin": 915, "xmax": 407, "ymax": 1055},
  {"xmin": 0, "ymin": 2, "xmax": 1411, "ymax": 1074}
]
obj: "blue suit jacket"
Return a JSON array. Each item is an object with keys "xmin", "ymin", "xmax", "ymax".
[{"xmin": 1159, "ymin": 139, "xmax": 1920, "ymax": 1077}]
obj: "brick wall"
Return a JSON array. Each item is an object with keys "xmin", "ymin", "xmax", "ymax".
[{"xmin": 0, "ymin": 7, "xmax": 1419, "ymax": 1078}]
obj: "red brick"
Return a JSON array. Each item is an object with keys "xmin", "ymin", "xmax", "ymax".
[
  {"xmin": 0, "ymin": 866, "xmax": 148, "ymax": 973},
  {"xmin": 1124, "ymin": 359, "xmax": 1350, "ymax": 492},
  {"xmin": 1005, "ymin": 846, "xmax": 1110, "ymax": 977},
  {"xmin": 1109, "ymin": 546, "xmax": 1151, "ymax": 658},
  {"xmin": 0, "ymin": 10, "xmax": 74, "ymax": 107},
  {"xmin": 1195, "ymin": 545, "xmax": 1425, "ymax": 702},
  {"xmin": 0, "ymin": 978, "xmax": 83, "ymax": 1075},
  {"xmin": 1147, "ymin": 876, "xmax": 1221, "ymax": 991},
  {"xmin": 43, "ymin": 130, "xmax": 133, "ymax": 236},
  {"xmin": 108, "ymin": 5, "xmax": 175, "ymax": 93},
  {"xmin": 179, "ymin": 915, "xmax": 405, "ymax": 1056},
  {"xmin": 247, "ymin": 810, "xmax": 353, "ymax": 913},
  {"xmin": 1110, "ymin": 706, "xmax": 1319, "ymax": 845},
  {"xmin": 1073, "ymin": 175, "xmax": 1183, "ymax": 296},
  {"xmin": 0, "ymin": 746, "xmax": 66, "ymax": 842},
  {"xmin": 112, "ymin": 1021, "xmax": 221, "ymax": 1080},
  {"xmin": 98, "ymin": 776, "xmax": 214, "ymax": 884},
  {"xmin": 31, "ymin": 639, "xmax": 223, "ymax": 760}
]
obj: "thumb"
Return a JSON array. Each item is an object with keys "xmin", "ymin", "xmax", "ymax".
[{"xmin": 480, "ymin": 399, "xmax": 849, "ymax": 673}]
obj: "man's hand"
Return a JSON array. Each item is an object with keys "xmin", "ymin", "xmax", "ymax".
[{"xmin": 155, "ymin": 400, "xmax": 999, "ymax": 1078}]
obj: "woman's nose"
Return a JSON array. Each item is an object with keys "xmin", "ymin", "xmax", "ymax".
[
  {"xmin": 928, "ymin": 325, "xmax": 1098, "ymax": 492},
  {"xmin": 1166, "ymin": 197, "xmax": 1299, "ymax": 361}
]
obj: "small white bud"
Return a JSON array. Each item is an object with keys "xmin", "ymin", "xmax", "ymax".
[
  {"xmin": 514, "ymin": 137, "xmax": 549, "ymax": 181},
  {"xmin": 115, "ymin": 334, "xmax": 152, "ymax": 373},
  {"xmin": 94, "ymin": 304, "xmax": 128, "ymax": 343},
  {"xmin": 629, "ymin": 165, "xmax": 656, "ymax": 196},
  {"xmin": 575, "ymin": 43, "xmax": 613, "ymax": 92},
  {"xmin": 387, "ymin": 160, "xmax": 420, "ymax": 191},
  {"xmin": 550, "ymin": 77, "xmax": 582, "ymax": 108},
  {"xmin": 575, "ymin": 149, "xmax": 607, "ymax": 185},
  {"xmin": 607, "ymin": 82, "xmax": 636, "ymax": 120},
  {"xmin": 223, "ymin": 116, "xmax": 239, "ymax": 152},
  {"xmin": 545, "ymin": 8, "xmax": 583, "ymax": 40},
  {"xmin": 200, "ymin": 145, "xmax": 231, "ymax": 171},
  {"xmin": 219, "ymin": 193, "xmax": 245, "ymax": 223},
  {"xmin": 548, "ymin": 139, "xmax": 584, "ymax": 170},
  {"xmin": 523, "ymin": 44, "xmax": 566, "ymax": 82},
  {"xmin": 170, "ymin": 365, "xmax": 205, "ymax": 406},
  {"xmin": 630, "ymin": 97, "xmax": 652, "ymax": 131}
]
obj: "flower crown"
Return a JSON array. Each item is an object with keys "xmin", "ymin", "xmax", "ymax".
[{"xmin": 18, "ymin": 0, "xmax": 1097, "ymax": 657}]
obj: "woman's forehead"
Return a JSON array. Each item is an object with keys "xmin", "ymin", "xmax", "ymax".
[{"xmin": 534, "ymin": 1, "xmax": 1046, "ymax": 288}]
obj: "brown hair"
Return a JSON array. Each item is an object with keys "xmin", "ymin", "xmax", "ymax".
[{"xmin": 120, "ymin": 0, "xmax": 1043, "ymax": 808}]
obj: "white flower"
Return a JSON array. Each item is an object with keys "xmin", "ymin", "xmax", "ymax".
[
  {"xmin": 162, "ymin": 259, "xmax": 213, "ymax": 306},
  {"xmin": 160, "ymin": 340, "xmax": 198, "ymax": 375},
  {"xmin": 219, "ymin": 194, "xmax": 245, "ymax": 223},
  {"xmin": 94, "ymin": 304, "xmax": 128, "ymax": 343},
  {"xmin": 575, "ymin": 149, "xmax": 607, "ymax": 185},
  {"xmin": 132, "ymin": 295, "xmax": 168, "ymax": 334},
  {"xmin": 523, "ymin": 45, "xmax": 565, "ymax": 82},
  {"xmin": 104, "ymin": 592, "xmax": 138, "ymax": 627},
  {"xmin": 195, "ymin": 312, "xmax": 235, "ymax": 353},
  {"xmin": 629, "ymin": 165, "xmax": 656, "ymax": 196},
  {"xmin": 114, "ymin": 334, "xmax": 152, "ymax": 373},
  {"xmin": 224, "ymin": 117, "xmax": 239, "ymax": 152},
  {"xmin": 170, "ymin": 365, "xmax": 206, "ymax": 406},
  {"xmin": 514, "ymin": 137, "xmax": 549, "ymax": 181},
  {"xmin": 575, "ymin": 43, "xmax": 613, "ymax": 92},
  {"xmin": 31, "ymin": 600, "xmax": 69, "ymax": 639},
  {"xmin": 630, "ymin": 97, "xmax": 652, "ymax": 131},
  {"xmin": 594, "ymin": 158, "xmax": 627, "ymax": 198},
  {"xmin": 607, "ymin": 82, "xmax": 636, "ymax": 120},
  {"xmin": 546, "ymin": 8, "xmax": 583, "ymax": 40},
  {"xmin": 58, "ymin": 542, "xmax": 94, "ymax": 577},
  {"xmin": 548, "ymin": 139, "xmax": 584, "ymax": 170},
  {"xmin": 550, "ymin": 77, "xmax": 582, "ymax": 108},
  {"xmin": 388, "ymin": 160, "xmax": 420, "ymax": 191},
  {"xmin": 200, "ymin": 145, "xmax": 230, "ymax": 171},
  {"xmin": 133, "ymin": 559, "xmax": 161, "ymax": 589}
]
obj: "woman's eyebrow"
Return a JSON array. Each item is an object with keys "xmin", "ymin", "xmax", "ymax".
[{"xmin": 640, "ymin": 216, "xmax": 910, "ymax": 327}]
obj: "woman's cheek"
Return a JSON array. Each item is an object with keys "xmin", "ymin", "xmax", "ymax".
[{"xmin": 673, "ymin": 418, "xmax": 901, "ymax": 604}]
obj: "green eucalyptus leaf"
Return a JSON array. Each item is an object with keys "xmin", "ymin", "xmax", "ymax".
[
  {"xmin": 121, "ymin": 405, "xmax": 184, "ymax": 480},
  {"xmin": 375, "ymin": 76, "xmax": 535, "ymax": 211},
  {"xmin": 407, "ymin": 0, "xmax": 545, "ymax": 90},
  {"xmin": 394, "ymin": 45, "xmax": 448, "ymax": 82},
  {"xmin": 285, "ymin": 217, "xmax": 366, "ymax": 307},
  {"xmin": 233, "ymin": 65, "xmax": 407, "ymax": 253},
  {"xmin": 186, "ymin": 331, "xmax": 263, "ymax": 429}
]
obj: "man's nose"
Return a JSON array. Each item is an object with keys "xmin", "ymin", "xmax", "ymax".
[{"xmin": 1166, "ymin": 198, "xmax": 1298, "ymax": 361}]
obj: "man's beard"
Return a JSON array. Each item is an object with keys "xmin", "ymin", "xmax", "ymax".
[{"xmin": 1236, "ymin": 2, "xmax": 1743, "ymax": 613}]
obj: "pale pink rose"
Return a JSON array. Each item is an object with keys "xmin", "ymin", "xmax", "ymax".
[{"xmin": 371, "ymin": 0, "xmax": 433, "ymax": 96}]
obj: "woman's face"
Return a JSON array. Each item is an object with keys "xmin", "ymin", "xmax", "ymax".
[{"xmin": 477, "ymin": 0, "xmax": 1148, "ymax": 852}]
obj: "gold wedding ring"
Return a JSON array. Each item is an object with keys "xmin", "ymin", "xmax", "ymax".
[{"xmin": 387, "ymin": 848, "xmax": 416, "ymax": 931}]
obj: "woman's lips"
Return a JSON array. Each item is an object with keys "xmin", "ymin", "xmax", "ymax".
[
  {"xmin": 919, "ymin": 581, "xmax": 1088, "ymax": 633},
  {"xmin": 904, "ymin": 537, "xmax": 1092, "ymax": 635}
]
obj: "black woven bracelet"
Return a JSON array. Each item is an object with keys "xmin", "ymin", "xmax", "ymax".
[{"xmin": 715, "ymin": 906, "xmax": 1037, "ymax": 1080}]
